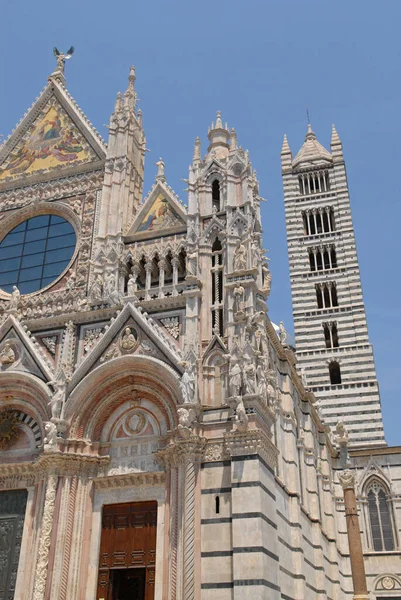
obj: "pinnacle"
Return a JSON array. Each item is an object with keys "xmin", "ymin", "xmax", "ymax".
[
  {"xmin": 155, "ymin": 157, "xmax": 166, "ymax": 182},
  {"xmin": 216, "ymin": 110, "xmax": 223, "ymax": 129},
  {"xmin": 281, "ymin": 134, "xmax": 291, "ymax": 155},
  {"xmin": 331, "ymin": 124, "xmax": 341, "ymax": 145},
  {"xmin": 193, "ymin": 136, "xmax": 201, "ymax": 162}
]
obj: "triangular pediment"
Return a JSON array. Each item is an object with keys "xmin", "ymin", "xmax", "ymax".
[
  {"xmin": 69, "ymin": 302, "xmax": 183, "ymax": 390},
  {"xmin": 0, "ymin": 314, "xmax": 54, "ymax": 382},
  {"xmin": 202, "ymin": 333, "xmax": 227, "ymax": 363},
  {"xmin": 0, "ymin": 78, "xmax": 106, "ymax": 189},
  {"xmin": 127, "ymin": 181, "xmax": 187, "ymax": 241}
]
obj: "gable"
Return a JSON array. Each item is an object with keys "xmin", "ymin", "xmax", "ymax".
[
  {"xmin": 0, "ymin": 80, "xmax": 106, "ymax": 188},
  {"xmin": 127, "ymin": 182, "xmax": 187, "ymax": 241}
]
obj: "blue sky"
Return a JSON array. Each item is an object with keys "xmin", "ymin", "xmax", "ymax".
[{"xmin": 1, "ymin": 0, "xmax": 400, "ymax": 445}]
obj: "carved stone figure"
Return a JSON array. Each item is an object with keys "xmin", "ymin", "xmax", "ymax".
[
  {"xmin": 120, "ymin": 327, "xmax": 138, "ymax": 352},
  {"xmin": 244, "ymin": 362, "xmax": 256, "ymax": 395},
  {"xmin": 233, "ymin": 284, "xmax": 245, "ymax": 315},
  {"xmin": 104, "ymin": 272, "xmax": 116, "ymax": 297},
  {"xmin": 65, "ymin": 271, "xmax": 76, "ymax": 290},
  {"xmin": 180, "ymin": 362, "xmax": 195, "ymax": 404},
  {"xmin": 334, "ymin": 420, "xmax": 349, "ymax": 445},
  {"xmin": 0, "ymin": 343, "xmax": 15, "ymax": 366},
  {"xmin": 229, "ymin": 360, "xmax": 242, "ymax": 397},
  {"xmin": 177, "ymin": 406, "xmax": 196, "ymax": 429},
  {"xmin": 233, "ymin": 240, "xmax": 247, "ymax": 271},
  {"xmin": 43, "ymin": 421, "xmax": 58, "ymax": 448},
  {"xmin": 279, "ymin": 321, "xmax": 287, "ymax": 344},
  {"xmin": 90, "ymin": 274, "xmax": 103, "ymax": 301},
  {"xmin": 186, "ymin": 250, "xmax": 198, "ymax": 277},
  {"xmin": 127, "ymin": 274, "xmax": 137, "ymax": 296},
  {"xmin": 251, "ymin": 238, "xmax": 260, "ymax": 267},
  {"xmin": 261, "ymin": 263, "xmax": 272, "ymax": 296},
  {"xmin": 234, "ymin": 398, "xmax": 248, "ymax": 431},
  {"xmin": 47, "ymin": 382, "xmax": 66, "ymax": 420},
  {"xmin": 256, "ymin": 362, "xmax": 267, "ymax": 398},
  {"xmin": 9, "ymin": 286, "xmax": 20, "ymax": 310}
]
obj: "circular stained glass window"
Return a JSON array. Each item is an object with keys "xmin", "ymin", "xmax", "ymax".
[{"xmin": 0, "ymin": 215, "xmax": 76, "ymax": 295}]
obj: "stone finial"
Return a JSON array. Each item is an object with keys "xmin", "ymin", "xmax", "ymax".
[
  {"xmin": 230, "ymin": 128, "xmax": 238, "ymax": 150},
  {"xmin": 124, "ymin": 66, "xmax": 137, "ymax": 111},
  {"xmin": 215, "ymin": 110, "xmax": 223, "ymax": 129},
  {"xmin": 114, "ymin": 92, "xmax": 123, "ymax": 114},
  {"xmin": 155, "ymin": 158, "xmax": 166, "ymax": 182},
  {"xmin": 338, "ymin": 469, "xmax": 356, "ymax": 490},
  {"xmin": 193, "ymin": 137, "xmax": 201, "ymax": 163}
]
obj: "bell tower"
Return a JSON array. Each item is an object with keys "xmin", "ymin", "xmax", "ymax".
[{"xmin": 281, "ymin": 123, "xmax": 385, "ymax": 447}]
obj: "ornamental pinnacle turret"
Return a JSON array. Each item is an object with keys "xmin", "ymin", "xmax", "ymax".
[{"xmin": 281, "ymin": 124, "xmax": 386, "ymax": 447}]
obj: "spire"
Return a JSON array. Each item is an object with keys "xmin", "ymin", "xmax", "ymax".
[
  {"xmin": 280, "ymin": 134, "xmax": 292, "ymax": 170},
  {"xmin": 230, "ymin": 128, "xmax": 237, "ymax": 151},
  {"xmin": 114, "ymin": 92, "xmax": 123, "ymax": 114},
  {"xmin": 124, "ymin": 65, "xmax": 137, "ymax": 111},
  {"xmin": 292, "ymin": 123, "xmax": 332, "ymax": 168},
  {"xmin": 155, "ymin": 158, "xmax": 166, "ymax": 182},
  {"xmin": 193, "ymin": 136, "xmax": 201, "ymax": 164},
  {"xmin": 207, "ymin": 110, "xmax": 230, "ymax": 159},
  {"xmin": 281, "ymin": 134, "xmax": 291, "ymax": 155},
  {"xmin": 330, "ymin": 124, "xmax": 343, "ymax": 161}
]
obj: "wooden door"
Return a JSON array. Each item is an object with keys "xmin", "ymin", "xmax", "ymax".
[
  {"xmin": 96, "ymin": 501, "xmax": 157, "ymax": 600},
  {"xmin": 0, "ymin": 490, "xmax": 27, "ymax": 600}
]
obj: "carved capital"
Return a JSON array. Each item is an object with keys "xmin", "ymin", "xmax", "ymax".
[
  {"xmin": 155, "ymin": 432, "xmax": 206, "ymax": 468},
  {"xmin": 338, "ymin": 469, "xmax": 356, "ymax": 490}
]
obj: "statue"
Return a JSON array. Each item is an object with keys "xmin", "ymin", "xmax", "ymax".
[
  {"xmin": 0, "ymin": 343, "xmax": 15, "ymax": 366},
  {"xmin": 47, "ymin": 381, "xmax": 66, "ymax": 420},
  {"xmin": 9, "ymin": 286, "xmax": 20, "ymax": 310},
  {"xmin": 66, "ymin": 271, "xmax": 76, "ymax": 290},
  {"xmin": 244, "ymin": 362, "xmax": 256, "ymax": 395},
  {"xmin": 120, "ymin": 327, "xmax": 138, "ymax": 352},
  {"xmin": 177, "ymin": 406, "xmax": 196, "ymax": 430},
  {"xmin": 229, "ymin": 360, "xmax": 242, "ymax": 397},
  {"xmin": 261, "ymin": 263, "xmax": 272, "ymax": 296},
  {"xmin": 179, "ymin": 362, "xmax": 195, "ymax": 404},
  {"xmin": 279, "ymin": 321, "xmax": 287, "ymax": 344},
  {"xmin": 43, "ymin": 421, "xmax": 58, "ymax": 448},
  {"xmin": 233, "ymin": 284, "xmax": 245, "ymax": 315},
  {"xmin": 251, "ymin": 238, "xmax": 261, "ymax": 267},
  {"xmin": 234, "ymin": 398, "xmax": 248, "ymax": 431},
  {"xmin": 90, "ymin": 274, "xmax": 103, "ymax": 301},
  {"xmin": 233, "ymin": 240, "xmax": 247, "ymax": 271},
  {"xmin": 127, "ymin": 274, "xmax": 137, "ymax": 296},
  {"xmin": 334, "ymin": 420, "xmax": 349, "ymax": 445},
  {"xmin": 53, "ymin": 46, "xmax": 74, "ymax": 74},
  {"xmin": 104, "ymin": 272, "xmax": 116, "ymax": 297},
  {"xmin": 186, "ymin": 250, "xmax": 198, "ymax": 277},
  {"xmin": 300, "ymin": 368, "xmax": 308, "ymax": 388},
  {"xmin": 256, "ymin": 361, "xmax": 267, "ymax": 398}
]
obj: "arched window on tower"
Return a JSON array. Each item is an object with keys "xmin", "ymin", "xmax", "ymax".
[
  {"xmin": 212, "ymin": 180, "xmax": 221, "ymax": 212},
  {"xmin": 329, "ymin": 361, "xmax": 341, "ymax": 385},
  {"xmin": 366, "ymin": 480, "xmax": 395, "ymax": 551}
]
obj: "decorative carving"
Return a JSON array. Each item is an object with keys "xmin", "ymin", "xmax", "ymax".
[
  {"xmin": 83, "ymin": 327, "xmax": 103, "ymax": 354},
  {"xmin": 32, "ymin": 475, "xmax": 58, "ymax": 600},
  {"xmin": 89, "ymin": 274, "xmax": 103, "ymax": 301},
  {"xmin": 125, "ymin": 411, "xmax": 146, "ymax": 436},
  {"xmin": 177, "ymin": 406, "xmax": 197, "ymax": 431},
  {"xmin": 382, "ymin": 576, "xmax": 396, "ymax": 590},
  {"xmin": 0, "ymin": 409, "xmax": 20, "ymax": 450},
  {"xmin": 338, "ymin": 469, "xmax": 356, "ymax": 490},
  {"xmin": 0, "ymin": 343, "xmax": 15, "ymax": 366},
  {"xmin": 204, "ymin": 442, "xmax": 229, "ymax": 462},
  {"xmin": 120, "ymin": 327, "xmax": 139, "ymax": 353},
  {"xmin": 334, "ymin": 420, "xmax": 349, "ymax": 446},
  {"xmin": 233, "ymin": 398, "xmax": 248, "ymax": 432},
  {"xmin": 224, "ymin": 429, "xmax": 278, "ymax": 470},
  {"xmin": 160, "ymin": 317, "xmax": 180, "ymax": 340},
  {"xmin": 233, "ymin": 284, "xmax": 245, "ymax": 318},
  {"xmin": 41, "ymin": 336, "xmax": 57, "ymax": 357}
]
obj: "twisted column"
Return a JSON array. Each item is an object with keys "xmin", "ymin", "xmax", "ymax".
[
  {"xmin": 183, "ymin": 460, "xmax": 196, "ymax": 600},
  {"xmin": 58, "ymin": 476, "xmax": 78, "ymax": 600},
  {"xmin": 32, "ymin": 475, "xmax": 58, "ymax": 600}
]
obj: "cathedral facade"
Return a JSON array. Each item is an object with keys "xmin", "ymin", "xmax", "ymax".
[{"xmin": 0, "ymin": 57, "xmax": 400, "ymax": 600}]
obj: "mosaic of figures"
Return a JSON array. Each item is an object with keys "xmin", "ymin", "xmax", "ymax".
[
  {"xmin": 138, "ymin": 193, "xmax": 184, "ymax": 233},
  {"xmin": 0, "ymin": 104, "xmax": 93, "ymax": 182}
]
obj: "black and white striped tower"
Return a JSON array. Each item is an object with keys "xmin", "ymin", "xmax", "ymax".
[{"xmin": 281, "ymin": 124, "xmax": 385, "ymax": 447}]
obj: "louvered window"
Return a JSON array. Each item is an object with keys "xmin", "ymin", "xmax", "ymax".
[{"xmin": 367, "ymin": 481, "xmax": 395, "ymax": 551}]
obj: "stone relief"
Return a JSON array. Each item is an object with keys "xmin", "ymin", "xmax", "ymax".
[
  {"xmin": 160, "ymin": 316, "xmax": 180, "ymax": 340},
  {"xmin": 83, "ymin": 327, "xmax": 103, "ymax": 354},
  {"xmin": 41, "ymin": 335, "xmax": 57, "ymax": 357},
  {"xmin": 179, "ymin": 361, "xmax": 195, "ymax": 404},
  {"xmin": 120, "ymin": 327, "xmax": 139, "ymax": 352},
  {"xmin": 0, "ymin": 343, "xmax": 15, "ymax": 366},
  {"xmin": 233, "ymin": 240, "xmax": 247, "ymax": 271}
]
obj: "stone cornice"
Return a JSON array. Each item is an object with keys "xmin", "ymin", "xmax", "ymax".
[
  {"xmin": 93, "ymin": 471, "xmax": 165, "ymax": 489},
  {"xmin": 155, "ymin": 432, "xmax": 207, "ymax": 467},
  {"xmin": 224, "ymin": 428, "xmax": 278, "ymax": 470}
]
